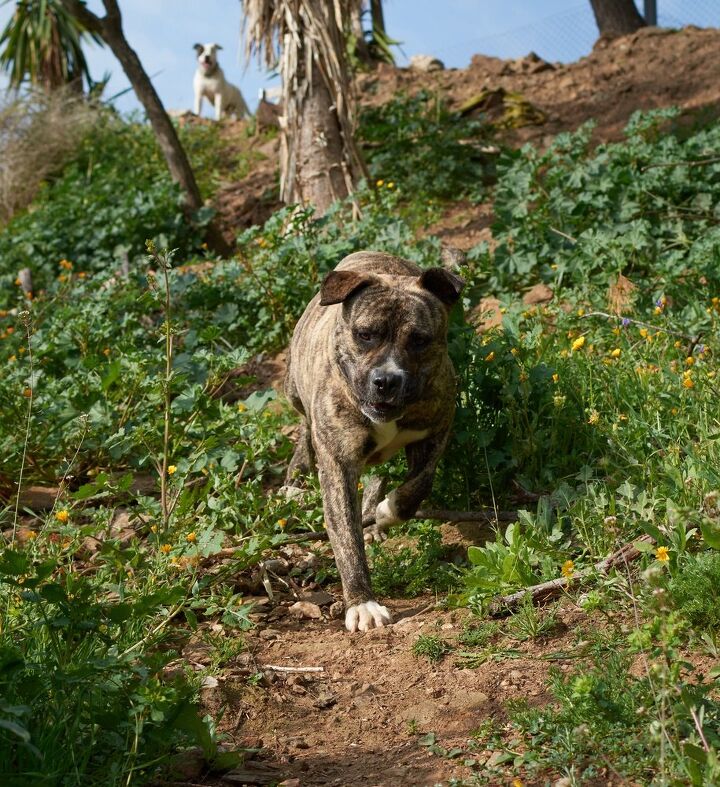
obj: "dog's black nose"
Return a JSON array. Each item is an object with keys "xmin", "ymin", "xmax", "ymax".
[{"xmin": 371, "ymin": 370, "xmax": 403, "ymax": 398}]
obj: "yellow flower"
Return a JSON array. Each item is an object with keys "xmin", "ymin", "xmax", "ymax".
[
  {"xmin": 674, "ymin": 340, "xmax": 682, "ymax": 348},
  {"xmin": 8, "ymin": 355, "xmax": 16, "ymax": 363},
  {"xmin": 237, "ymin": 403, "xmax": 247, "ymax": 412},
  {"xmin": 22, "ymin": 387, "xmax": 32, "ymax": 398},
  {"xmin": 357, "ymin": 482, "xmax": 364, "ymax": 490},
  {"xmin": 512, "ymin": 780, "xmax": 524, "ymax": 787},
  {"xmin": 26, "ymin": 531, "xmax": 37, "ymax": 540},
  {"xmin": 561, "ymin": 560, "xmax": 575, "ymax": 578},
  {"xmin": 102, "ymin": 347, "xmax": 111, "ymax": 357},
  {"xmin": 55, "ymin": 510, "xmax": 69, "ymax": 523},
  {"xmin": 552, "ymin": 373, "xmax": 559, "ymax": 383},
  {"xmin": 682, "ymin": 377, "xmax": 694, "ymax": 389},
  {"xmin": 519, "ymin": 371, "xmax": 529, "ymax": 382},
  {"xmin": 510, "ymin": 347, "xmax": 519, "ymax": 356},
  {"xmin": 186, "ymin": 532, "xmax": 197, "ymax": 543},
  {"xmin": 587, "ymin": 409, "xmax": 600, "ymax": 426},
  {"xmin": 160, "ymin": 543, "xmax": 172, "ymax": 554},
  {"xmin": 150, "ymin": 524, "xmax": 158, "ymax": 533},
  {"xmin": 685, "ymin": 356, "xmax": 695, "ymax": 366},
  {"xmin": 167, "ymin": 465, "xmax": 177, "ymax": 475},
  {"xmin": 612, "ymin": 326, "xmax": 621, "ymax": 336},
  {"xmin": 59, "ymin": 259, "xmax": 73, "ymax": 270},
  {"xmin": 610, "ymin": 348, "xmax": 621, "ymax": 358},
  {"xmin": 571, "ymin": 335, "xmax": 586, "ymax": 352},
  {"xmin": 655, "ymin": 546, "xmax": 670, "ymax": 562},
  {"xmin": 387, "ymin": 181, "xmax": 395, "ymax": 189},
  {"xmin": 654, "ymin": 306, "xmax": 662, "ymax": 315},
  {"xmin": 671, "ymin": 407, "xmax": 678, "ymax": 416},
  {"xmin": 484, "ymin": 351, "xmax": 495, "ymax": 362},
  {"xmin": 376, "ymin": 179, "xmax": 384, "ymax": 187},
  {"xmin": 18, "ymin": 347, "xmax": 25, "ymax": 354},
  {"xmin": 577, "ymin": 308, "xmax": 585, "ymax": 317},
  {"xmin": 639, "ymin": 327, "xmax": 649, "ymax": 338},
  {"xmin": 277, "ymin": 518, "xmax": 287, "ymax": 529}
]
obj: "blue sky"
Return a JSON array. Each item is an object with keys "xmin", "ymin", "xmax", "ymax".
[{"xmin": 0, "ymin": 1, "xmax": 716, "ymax": 116}]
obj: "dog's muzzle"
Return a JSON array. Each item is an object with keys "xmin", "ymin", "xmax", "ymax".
[{"xmin": 362, "ymin": 365, "xmax": 410, "ymax": 421}]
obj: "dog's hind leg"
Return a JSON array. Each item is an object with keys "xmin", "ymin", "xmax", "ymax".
[
  {"xmin": 281, "ymin": 419, "xmax": 315, "ymax": 501},
  {"xmin": 361, "ymin": 475, "xmax": 388, "ymax": 543}
]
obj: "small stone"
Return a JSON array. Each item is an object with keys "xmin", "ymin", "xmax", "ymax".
[
  {"xmin": 523, "ymin": 282, "xmax": 554, "ymax": 305},
  {"xmin": 328, "ymin": 601, "xmax": 344, "ymax": 619},
  {"xmin": 554, "ymin": 779, "xmax": 572, "ymax": 787},
  {"xmin": 289, "ymin": 601, "xmax": 323, "ymax": 620},
  {"xmin": 279, "ymin": 780, "xmax": 301, "ymax": 787},
  {"xmin": 259, "ymin": 628, "xmax": 282, "ymax": 641},
  {"xmin": 201, "ymin": 675, "xmax": 219, "ymax": 689},
  {"xmin": 299, "ymin": 590, "xmax": 335, "ymax": 607},
  {"xmin": 509, "ymin": 669, "xmax": 523, "ymax": 682}
]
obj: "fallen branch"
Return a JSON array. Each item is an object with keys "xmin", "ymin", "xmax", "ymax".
[
  {"xmin": 261, "ymin": 664, "xmax": 324, "ymax": 673},
  {"xmin": 487, "ymin": 534, "xmax": 654, "ymax": 617},
  {"xmin": 416, "ymin": 508, "xmax": 518, "ymax": 523}
]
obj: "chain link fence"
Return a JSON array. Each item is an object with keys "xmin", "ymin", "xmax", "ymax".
[{"xmin": 457, "ymin": 0, "xmax": 717, "ymax": 64}]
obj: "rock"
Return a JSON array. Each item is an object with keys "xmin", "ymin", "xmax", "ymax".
[
  {"xmin": 298, "ymin": 590, "xmax": 335, "ymax": 607},
  {"xmin": 470, "ymin": 297, "xmax": 503, "ymax": 331},
  {"xmin": 328, "ymin": 601, "xmax": 344, "ymax": 620},
  {"xmin": 259, "ymin": 628, "xmax": 282, "ymax": 641},
  {"xmin": 509, "ymin": 669, "xmax": 523, "ymax": 682},
  {"xmin": 201, "ymin": 675, "xmax": 219, "ymax": 689},
  {"xmin": 523, "ymin": 283, "xmax": 554, "ymax": 305},
  {"xmin": 554, "ymin": 779, "xmax": 572, "ymax": 787},
  {"xmin": 289, "ymin": 601, "xmax": 323, "ymax": 620},
  {"xmin": 409, "ymin": 54, "xmax": 445, "ymax": 72},
  {"xmin": 278, "ymin": 780, "xmax": 301, "ymax": 787}
]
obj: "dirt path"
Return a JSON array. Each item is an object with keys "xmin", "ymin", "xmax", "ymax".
[{"xmin": 198, "ymin": 587, "xmax": 589, "ymax": 786}]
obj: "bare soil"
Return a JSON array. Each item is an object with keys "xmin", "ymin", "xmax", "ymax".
[{"xmin": 191, "ymin": 26, "xmax": 720, "ymax": 786}]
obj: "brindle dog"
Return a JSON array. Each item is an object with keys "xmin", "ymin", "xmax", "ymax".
[{"xmin": 284, "ymin": 251, "xmax": 464, "ymax": 632}]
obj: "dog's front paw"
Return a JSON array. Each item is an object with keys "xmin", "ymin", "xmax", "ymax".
[
  {"xmin": 345, "ymin": 601, "xmax": 393, "ymax": 633},
  {"xmin": 363, "ymin": 522, "xmax": 388, "ymax": 544}
]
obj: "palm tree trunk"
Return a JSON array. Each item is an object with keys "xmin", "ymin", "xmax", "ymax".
[{"xmin": 285, "ymin": 58, "xmax": 351, "ymax": 212}]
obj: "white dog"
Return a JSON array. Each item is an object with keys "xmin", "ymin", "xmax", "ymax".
[{"xmin": 193, "ymin": 43, "xmax": 250, "ymax": 121}]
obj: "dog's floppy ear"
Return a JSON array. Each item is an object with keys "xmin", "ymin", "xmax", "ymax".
[
  {"xmin": 215, "ymin": 44, "xmax": 223, "ymax": 50},
  {"xmin": 419, "ymin": 268, "xmax": 465, "ymax": 306},
  {"xmin": 193, "ymin": 43, "xmax": 204, "ymax": 54},
  {"xmin": 320, "ymin": 271, "xmax": 375, "ymax": 306}
]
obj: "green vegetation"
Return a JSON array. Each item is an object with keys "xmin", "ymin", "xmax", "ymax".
[{"xmin": 2, "ymin": 94, "xmax": 720, "ymax": 784}]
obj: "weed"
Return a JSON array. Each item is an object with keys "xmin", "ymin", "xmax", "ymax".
[
  {"xmin": 669, "ymin": 551, "xmax": 720, "ymax": 632},
  {"xmin": 412, "ymin": 634, "xmax": 450, "ymax": 663}
]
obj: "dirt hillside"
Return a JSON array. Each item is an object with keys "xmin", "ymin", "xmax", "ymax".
[{"xmin": 195, "ymin": 26, "xmax": 720, "ymax": 787}]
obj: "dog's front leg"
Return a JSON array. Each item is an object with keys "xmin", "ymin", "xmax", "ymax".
[
  {"xmin": 214, "ymin": 92, "xmax": 223, "ymax": 121},
  {"xmin": 194, "ymin": 91, "xmax": 202, "ymax": 116},
  {"xmin": 368, "ymin": 433, "xmax": 449, "ymax": 541},
  {"xmin": 314, "ymin": 443, "xmax": 392, "ymax": 632}
]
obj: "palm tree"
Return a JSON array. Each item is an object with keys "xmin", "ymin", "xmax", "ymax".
[
  {"xmin": 241, "ymin": 0, "xmax": 368, "ymax": 214},
  {"xmin": 0, "ymin": 0, "xmax": 100, "ymax": 91}
]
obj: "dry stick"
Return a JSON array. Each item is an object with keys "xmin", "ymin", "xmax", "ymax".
[
  {"xmin": 11, "ymin": 310, "xmax": 34, "ymax": 547},
  {"xmin": 416, "ymin": 508, "xmax": 518, "ymax": 523},
  {"xmin": 642, "ymin": 156, "xmax": 720, "ymax": 171},
  {"xmin": 580, "ymin": 310, "xmax": 698, "ymax": 341},
  {"xmin": 487, "ymin": 534, "xmax": 655, "ymax": 617},
  {"xmin": 261, "ymin": 664, "xmax": 324, "ymax": 673}
]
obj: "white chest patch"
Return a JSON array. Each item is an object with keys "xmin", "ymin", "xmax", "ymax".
[{"xmin": 370, "ymin": 421, "xmax": 429, "ymax": 463}]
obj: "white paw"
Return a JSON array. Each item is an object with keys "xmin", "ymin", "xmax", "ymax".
[
  {"xmin": 363, "ymin": 523, "xmax": 388, "ymax": 544},
  {"xmin": 345, "ymin": 601, "xmax": 393, "ymax": 633},
  {"xmin": 279, "ymin": 485, "xmax": 305, "ymax": 501},
  {"xmin": 375, "ymin": 494, "xmax": 400, "ymax": 527}
]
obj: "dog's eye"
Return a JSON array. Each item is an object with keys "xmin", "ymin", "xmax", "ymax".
[
  {"xmin": 409, "ymin": 332, "xmax": 431, "ymax": 350},
  {"xmin": 355, "ymin": 330, "xmax": 373, "ymax": 342}
]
